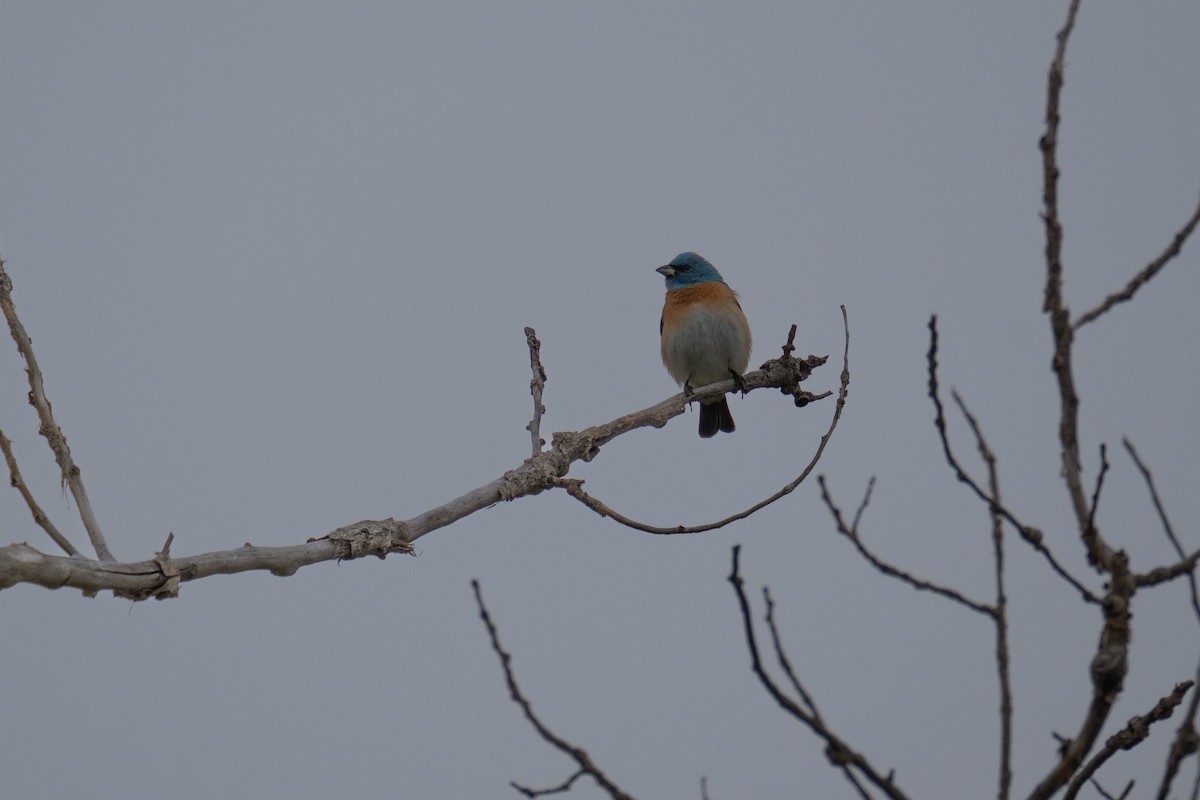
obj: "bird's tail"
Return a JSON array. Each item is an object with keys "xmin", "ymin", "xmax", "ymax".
[{"xmin": 699, "ymin": 397, "xmax": 735, "ymax": 438}]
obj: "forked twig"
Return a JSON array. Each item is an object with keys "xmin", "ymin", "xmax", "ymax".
[
  {"xmin": 819, "ymin": 475, "xmax": 995, "ymax": 617},
  {"xmin": 0, "ymin": 429, "xmax": 79, "ymax": 556},
  {"xmin": 928, "ymin": 315, "xmax": 1098, "ymax": 604},
  {"xmin": 0, "ymin": 261, "xmax": 114, "ymax": 561},
  {"xmin": 729, "ymin": 545, "xmax": 909, "ymax": 800},
  {"xmin": 1064, "ymin": 681, "xmax": 1194, "ymax": 800},
  {"xmin": 472, "ymin": 580, "xmax": 636, "ymax": 800}
]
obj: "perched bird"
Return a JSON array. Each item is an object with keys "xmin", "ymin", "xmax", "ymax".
[{"xmin": 657, "ymin": 252, "xmax": 752, "ymax": 437}]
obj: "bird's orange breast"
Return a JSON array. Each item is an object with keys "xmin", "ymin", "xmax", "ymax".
[{"xmin": 660, "ymin": 282, "xmax": 740, "ymax": 332}]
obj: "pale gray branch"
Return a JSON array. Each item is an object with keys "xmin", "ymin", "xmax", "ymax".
[
  {"xmin": 1, "ymin": 429, "xmax": 79, "ymax": 556},
  {"xmin": 1, "ymin": 260, "xmax": 114, "ymax": 561}
]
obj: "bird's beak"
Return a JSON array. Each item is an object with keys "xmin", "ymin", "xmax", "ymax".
[{"xmin": 656, "ymin": 265, "xmax": 675, "ymax": 278}]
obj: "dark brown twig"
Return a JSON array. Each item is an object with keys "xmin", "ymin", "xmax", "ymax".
[
  {"xmin": 472, "ymin": 580, "xmax": 637, "ymax": 800},
  {"xmin": 927, "ymin": 316, "xmax": 1098, "ymax": 603},
  {"xmin": 728, "ymin": 545, "xmax": 910, "ymax": 800},
  {"xmin": 561, "ymin": 306, "xmax": 849, "ymax": 535},
  {"xmin": 1090, "ymin": 778, "xmax": 1134, "ymax": 800},
  {"xmin": 1086, "ymin": 443, "xmax": 1110, "ymax": 543},
  {"xmin": 762, "ymin": 587, "xmax": 871, "ymax": 800},
  {"xmin": 1123, "ymin": 439, "xmax": 1200, "ymax": 799},
  {"xmin": 949, "ymin": 389, "xmax": 1013, "ymax": 800},
  {"xmin": 1064, "ymin": 681, "xmax": 1194, "ymax": 800},
  {"xmin": 1073, "ymin": 194, "xmax": 1200, "ymax": 330},
  {"xmin": 512, "ymin": 771, "xmax": 585, "ymax": 798},
  {"xmin": 819, "ymin": 476, "xmax": 995, "ymax": 617}
]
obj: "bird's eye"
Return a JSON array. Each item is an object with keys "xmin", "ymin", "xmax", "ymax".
[{"xmin": 677, "ymin": 263, "xmax": 691, "ymax": 272}]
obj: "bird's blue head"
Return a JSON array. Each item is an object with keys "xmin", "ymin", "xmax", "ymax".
[{"xmin": 655, "ymin": 252, "xmax": 726, "ymax": 289}]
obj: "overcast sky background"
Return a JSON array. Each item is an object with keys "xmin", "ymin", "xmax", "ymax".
[{"xmin": 2, "ymin": 2, "xmax": 1199, "ymax": 798}]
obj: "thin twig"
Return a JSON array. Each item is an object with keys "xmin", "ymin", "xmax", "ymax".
[
  {"xmin": 819, "ymin": 476, "xmax": 995, "ymax": 617},
  {"xmin": 1123, "ymin": 439, "xmax": 1200, "ymax": 601},
  {"xmin": 1125, "ymin": 439, "xmax": 1200, "ymax": 800},
  {"xmin": 950, "ymin": 390, "xmax": 1013, "ymax": 800},
  {"xmin": 524, "ymin": 327, "xmax": 548, "ymax": 457},
  {"xmin": 1073, "ymin": 194, "xmax": 1200, "ymax": 330},
  {"xmin": 0, "ymin": 429, "xmax": 78, "ymax": 556},
  {"xmin": 1064, "ymin": 681, "xmax": 1194, "ymax": 800},
  {"xmin": 728, "ymin": 546, "xmax": 910, "ymax": 800},
  {"xmin": 562, "ymin": 306, "xmax": 850, "ymax": 535},
  {"xmin": 762, "ymin": 587, "xmax": 871, "ymax": 800},
  {"xmin": 0, "ymin": 260, "xmax": 114, "ymax": 561},
  {"xmin": 512, "ymin": 770, "xmax": 585, "ymax": 798},
  {"xmin": 1090, "ymin": 778, "xmax": 1134, "ymax": 800},
  {"xmin": 927, "ymin": 315, "xmax": 1099, "ymax": 604},
  {"xmin": 472, "ymin": 579, "xmax": 637, "ymax": 800},
  {"xmin": 1085, "ymin": 443, "xmax": 1110, "ymax": 549}
]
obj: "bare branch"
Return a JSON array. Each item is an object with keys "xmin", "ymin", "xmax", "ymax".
[
  {"xmin": 1064, "ymin": 680, "xmax": 1194, "ymax": 800},
  {"xmin": 1123, "ymin": 439, "xmax": 1200, "ymax": 596},
  {"xmin": 1122, "ymin": 439, "xmax": 1200, "ymax": 799},
  {"xmin": 1086, "ymin": 443, "xmax": 1110, "ymax": 540},
  {"xmin": 562, "ymin": 306, "xmax": 849, "ymax": 535},
  {"xmin": 762, "ymin": 587, "xmax": 871, "ymax": 800},
  {"xmin": 512, "ymin": 770, "xmax": 586, "ymax": 798},
  {"xmin": 950, "ymin": 389, "xmax": 1013, "ymax": 800},
  {"xmin": 1158, "ymin": 700, "xmax": 1200, "ymax": 800},
  {"xmin": 1036, "ymin": 0, "xmax": 1128, "ymax": 576},
  {"xmin": 818, "ymin": 475, "xmax": 995, "ymax": 616},
  {"xmin": 1090, "ymin": 778, "xmax": 1134, "ymax": 800},
  {"xmin": 1073, "ymin": 194, "xmax": 1200, "ymax": 330},
  {"xmin": 1, "ymin": 271, "xmax": 834, "ymax": 597},
  {"xmin": 524, "ymin": 326, "xmax": 548, "ymax": 457},
  {"xmin": 0, "ymin": 260, "xmax": 114, "ymax": 561},
  {"xmin": 1, "ymin": 519, "xmax": 414, "ymax": 599},
  {"xmin": 1027, "ymin": 552, "xmax": 1135, "ymax": 800},
  {"xmin": 1, "ymin": 355, "xmax": 837, "ymax": 596},
  {"xmin": 729, "ymin": 545, "xmax": 910, "ymax": 800},
  {"xmin": 927, "ymin": 315, "xmax": 1099, "ymax": 604},
  {"xmin": 0, "ymin": 429, "xmax": 78, "ymax": 556},
  {"xmin": 472, "ymin": 579, "xmax": 636, "ymax": 800}
]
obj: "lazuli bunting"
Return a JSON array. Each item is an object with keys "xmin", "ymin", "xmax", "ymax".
[{"xmin": 657, "ymin": 252, "xmax": 752, "ymax": 437}]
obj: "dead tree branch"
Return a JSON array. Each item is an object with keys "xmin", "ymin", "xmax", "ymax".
[
  {"xmin": 472, "ymin": 579, "xmax": 637, "ymax": 800},
  {"xmin": 0, "ymin": 264, "xmax": 827, "ymax": 598},
  {"xmin": 525, "ymin": 326, "xmax": 547, "ymax": 456},
  {"xmin": 1073, "ymin": 194, "xmax": 1200, "ymax": 331},
  {"xmin": 927, "ymin": 315, "xmax": 1098, "ymax": 604},
  {"xmin": 729, "ymin": 545, "xmax": 910, "ymax": 800},
  {"xmin": 1064, "ymin": 681, "xmax": 1194, "ymax": 800},
  {"xmin": 0, "ymin": 429, "xmax": 78, "ymax": 556},
  {"xmin": 0, "ymin": 260, "xmax": 113, "ymax": 561}
]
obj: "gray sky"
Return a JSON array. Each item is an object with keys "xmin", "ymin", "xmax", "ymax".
[{"xmin": 2, "ymin": 2, "xmax": 1199, "ymax": 798}]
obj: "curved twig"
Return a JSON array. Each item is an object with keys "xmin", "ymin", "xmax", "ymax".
[
  {"xmin": 473, "ymin": 579, "xmax": 637, "ymax": 800},
  {"xmin": 1, "ymin": 261, "xmax": 113, "ymax": 561},
  {"xmin": 927, "ymin": 315, "xmax": 1099, "ymax": 604},
  {"xmin": 819, "ymin": 476, "xmax": 996, "ymax": 617},
  {"xmin": 560, "ymin": 306, "xmax": 850, "ymax": 535},
  {"xmin": 729, "ymin": 545, "xmax": 909, "ymax": 800}
]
